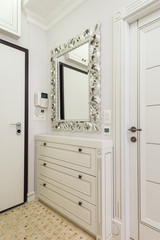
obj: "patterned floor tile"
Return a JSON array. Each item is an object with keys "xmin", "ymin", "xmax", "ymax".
[{"xmin": 0, "ymin": 201, "xmax": 95, "ymax": 240}]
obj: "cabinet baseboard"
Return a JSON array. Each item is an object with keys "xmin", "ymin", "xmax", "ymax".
[{"xmin": 27, "ymin": 191, "xmax": 36, "ymax": 202}]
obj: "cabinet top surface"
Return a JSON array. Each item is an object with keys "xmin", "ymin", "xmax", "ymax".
[{"xmin": 35, "ymin": 134, "xmax": 113, "ymax": 149}]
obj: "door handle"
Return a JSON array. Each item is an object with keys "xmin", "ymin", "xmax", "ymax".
[
  {"xmin": 10, "ymin": 122, "xmax": 21, "ymax": 135},
  {"xmin": 10, "ymin": 122, "xmax": 21, "ymax": 126},
  {"xmin": 128, "ymin": 126, "xmax": 142, "ymax": 133}
]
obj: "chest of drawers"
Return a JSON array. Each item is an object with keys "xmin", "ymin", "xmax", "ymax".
[{"xmin": 35, "ymin": 135, "xmax": 113, "ymax": 240}]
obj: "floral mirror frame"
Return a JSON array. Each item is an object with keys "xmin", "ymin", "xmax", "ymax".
[{"xmin": 50, "ymin": 23, "xmax": 101, "ymax": 132}]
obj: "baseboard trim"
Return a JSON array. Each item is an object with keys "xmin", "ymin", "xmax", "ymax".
[
  {"xmin": 27, "ymin": 191, "xmax": 36, "ymax": 202},
  {"xmin": 112, "ymin": 219, "xmax": 122, "ymax": 240},
  {"xmin": 106, "ymin": 233, "xmax": 112, "ymax": 240}
]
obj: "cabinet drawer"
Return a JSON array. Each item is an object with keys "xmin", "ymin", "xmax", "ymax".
[
  {"xmin": 38, "ymin": 182, "xmax": 96, "ymax": 234},
  {"xmin": 39, "ymin": 160, "xmax": 96, "ymax": 205},
  {"xmin": 39, "ymin": 142, "xmax": 96, "ymax": 176}
]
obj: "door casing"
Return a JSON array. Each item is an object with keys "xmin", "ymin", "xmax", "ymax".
[
  {"xmin": 113, "ymin": 1, "xmax": 160, "ymax": 240},
  {"xmin": 0, "ymin": 39, "xmax": 28, "ymax": 205}
]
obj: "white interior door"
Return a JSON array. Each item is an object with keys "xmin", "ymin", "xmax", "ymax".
[
  {"xmin": 130, "ymin": 10, "xmax": 160, "ymax": 240},
  {"xmin": 0, "ymin": 40, "xmax": 27, "ymax": 212}
]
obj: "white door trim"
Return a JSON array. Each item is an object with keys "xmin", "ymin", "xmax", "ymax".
[{"xmin": 113, "ymin": 1, "xmax": 160, "ymax": 239}]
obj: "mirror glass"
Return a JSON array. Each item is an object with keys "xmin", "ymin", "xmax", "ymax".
[
  {"xmin": 50, "ymin": 24, "xmax": 101, "ymax": 132},
  {"xmin": 58, "ymin": 43, "xmax": 89, "ymax": 121}
]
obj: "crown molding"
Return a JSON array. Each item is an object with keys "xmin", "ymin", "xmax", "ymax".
[
  {"xmin": 23, "ymin": 7, "xmax": 47, "ymax": 30},
  {"xmin": 113, "ymin": 0, "xmax": 160, "ymax": 23},
  {"xmin": 46, "ymin": 0, "xmax": 86, "ymax": 30},
  {"xmin": 22, "ymin": 0, "xmax": 86, "ymax": 31}
]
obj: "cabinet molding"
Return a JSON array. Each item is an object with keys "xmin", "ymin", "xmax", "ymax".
[
  {"xmin": 35, "ymin": 135, "xmax": 113, "ymax": 240},
  {"xmin": 0, "ymin": 0, "xmax": 21, "ymax": 38}
]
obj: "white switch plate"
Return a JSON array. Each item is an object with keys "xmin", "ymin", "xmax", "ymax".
[
  {"xmin": 33, "ymin": 115, "xmax": 46, "ymax": 121},
  {"xmin": 104, "ymin": 110, "xmax": 111, "ymax": 124}
]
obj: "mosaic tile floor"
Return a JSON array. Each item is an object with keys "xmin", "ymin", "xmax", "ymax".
[{"xmin": 0, "ymin": 201, "xmax": 95, "ymax": 240}]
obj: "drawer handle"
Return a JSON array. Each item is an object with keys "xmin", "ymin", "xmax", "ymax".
[
  {"xmin": 43, "ymin": 163, "xmax": 46, "ymax": 166},
  {"xmin": 78, "ymin": 201, "xmax": 82, "ymax": 206},
  {"xmin": 43, "ymin": 183, "xmax": 46, "ymax": 187},
  {"xmin": 43, "ymin": 142, "xmax": 46, "ymax": 146},
  {"xmin": 78, "ymin": 175, "xmax": 82, "ymax": 179},
  {"xmin": 78, "ymin": 148, "xmax": 82, "ymax": 152}
]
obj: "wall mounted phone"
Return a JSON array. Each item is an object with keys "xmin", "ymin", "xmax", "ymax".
[
  {"xmin": 34, "ymin": 92, "xmax": 48, "ymax": 108},
  {"xmin": 34, "ymin": 92, "xmax": 48, "ymax": 120}
]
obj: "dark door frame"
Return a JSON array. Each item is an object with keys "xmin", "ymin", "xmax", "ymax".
[{"xmin": 0, "ymin": 39, "xmax": 28, "ymax": 203}]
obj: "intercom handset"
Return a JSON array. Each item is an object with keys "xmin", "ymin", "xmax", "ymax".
[{"xmin": 34, "ymin": 92, "xmax": 48, "ymax": 108}]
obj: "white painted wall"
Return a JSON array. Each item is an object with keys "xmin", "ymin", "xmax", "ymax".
[
  {"xmin": 0, "ymin": 0, "xmax": 135, "ymax": 195},
  {"xmin": 47, "ymin": 0, "xmax": 134, "ymax": 139},
  {"xmin": 0, "ymin": 13, "xmax": 48, "ymax": 194},
  {"xmin": 27, "ymin": 23, "xmax": 48, "ymax": 194}
]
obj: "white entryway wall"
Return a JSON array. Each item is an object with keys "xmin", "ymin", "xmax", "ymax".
[
  {"xmin": 0, "ymin": 0, "xmax": 136, "ymax": 202},
  {"xmin": 46, "ymin": 0, "xmax": 134, "ymax": 138}
]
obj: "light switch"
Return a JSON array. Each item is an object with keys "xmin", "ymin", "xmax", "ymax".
[
  {"xmin": 104, "ymin": 110, "xmax": 111, "ymax": 124},
  {"xmin": 104, "ymin": 126, "xmax": 111, "ymax": 135}
]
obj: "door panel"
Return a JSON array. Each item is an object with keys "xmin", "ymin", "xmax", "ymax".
[
  {"xmin": 146, "ymin": 26, "xmax": 160, "ymax": 68},
  {"xmin": 0, "ymin": 40, "xmax": 28, "ymax": 212},
  {"xmin": 146, "ymin": 181, "xmax": 160, "ymax": 224},
  {"xmin": 140, "ymin": 224, "xmax": 160, "ymax": 240},
  {"xmin": 146, "ymin": 106, "xmax": 160, "ymax": 143},
  {"xmin": 146, "ymin": 144, "xmax": 160, "ymax": 183},
  {"xmin": 146, "ymin": 67, "xmax": 160, "ymax": 105},
  {"xmin": 130, "ymin": 10, "xmax": 160, "ymax": 240},
  {"xmin": 139, "ymin": 16, "xmax": 160, "ymax": 237}
]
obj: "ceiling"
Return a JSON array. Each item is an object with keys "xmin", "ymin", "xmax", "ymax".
[{"xmin": 23, "ymin": 0, "xmax": 86, "ymax": 30}]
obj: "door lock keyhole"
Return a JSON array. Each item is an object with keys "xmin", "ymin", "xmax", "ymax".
[{"xmin": 131, "ymin": 136, "xmax": 137, "ymax": 142}]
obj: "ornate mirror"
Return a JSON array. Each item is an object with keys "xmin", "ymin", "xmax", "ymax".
[{"xmin": 50, "ymin": 23, "xmax": 101, "ymax": 132}]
